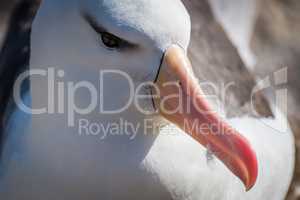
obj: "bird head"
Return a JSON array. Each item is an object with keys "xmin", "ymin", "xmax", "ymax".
[{"xmin": 30, "ymin": 0, "xmax": 257, "ymax": 190}]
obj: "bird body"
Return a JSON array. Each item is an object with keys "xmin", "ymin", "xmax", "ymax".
[{"xmin": 0, "ymin": 102, "xmax": 294, "ymax": 200}]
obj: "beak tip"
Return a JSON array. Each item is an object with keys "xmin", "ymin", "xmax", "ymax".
[
  {"xmin": 242, "ymin": 149, "xmax": 258, "ymax": 192},
  {"xmin": 245, "ymin": 179, "xmax": 256, "ymax": 192},
  {"xmin": 244, "ymin": 178, "xmax": 256, "ymax": 192}
]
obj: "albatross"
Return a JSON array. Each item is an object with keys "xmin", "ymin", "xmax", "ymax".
[{"xmin": 0, "ymin": 0, "xmax": 295, "ymax": 199}]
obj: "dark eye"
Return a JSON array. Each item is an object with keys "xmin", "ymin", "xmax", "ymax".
[{"xmin": 101, "ymin": 32, "xmax": 121, "ymax": 49}]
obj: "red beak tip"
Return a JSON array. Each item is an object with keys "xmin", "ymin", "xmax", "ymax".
[
  {"xmin": 247, "ymin": 175, "xmax": 258, "ymax": 192},
  {"xmin": 243, "ymin": 152, "xmax": 258, "ymax": 192},
  {"xmin": 245, "ymin": 180, "xmax": 256, "ymax": 192}
]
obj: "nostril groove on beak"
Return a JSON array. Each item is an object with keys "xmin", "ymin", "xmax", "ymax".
[
  {"xmin": 154, "ymin": 52, "xmax": 166, "ymax": 83},
  {"xmin": 150, "ymin": 87, "xmax": 158, "ymax": 112}
]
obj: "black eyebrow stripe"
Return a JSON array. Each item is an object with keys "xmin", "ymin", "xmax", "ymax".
[
  {"xmin": 82, "ymin": 12, "xmax": 135, "ymax": 47},
  {"xmin": 83, "ymin": 13, "xmax": 107, "ymax": 34}
]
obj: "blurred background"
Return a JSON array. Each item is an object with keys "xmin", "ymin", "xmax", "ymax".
[{"xmin": 0, "ymin": 0, "xmax": 299, "ymax": 199}]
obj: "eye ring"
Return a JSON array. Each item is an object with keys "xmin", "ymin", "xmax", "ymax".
[{"xmin": 100, "ymin": 32, "xmax": 122, "ymax": 49}]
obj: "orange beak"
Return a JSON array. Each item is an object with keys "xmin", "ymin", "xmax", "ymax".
[{"xmin": 152, "ymin": 45, "xmax": 258, "ymax": 191}]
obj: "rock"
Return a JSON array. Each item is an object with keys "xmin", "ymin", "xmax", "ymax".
[
  {"xmin": 0, "ymin": 0, "xmax": 39, "ymax": 151},
  {"xmin": 182, "ymin": 0, "xmax": 272, "ymax": 118},
  {"xmin": 251, "ymin": 0, "xmax": 300, "ymax": 199},
  {"xmin": 209, "ymin": 0, "xmax": 257, "ymax": 68}
]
